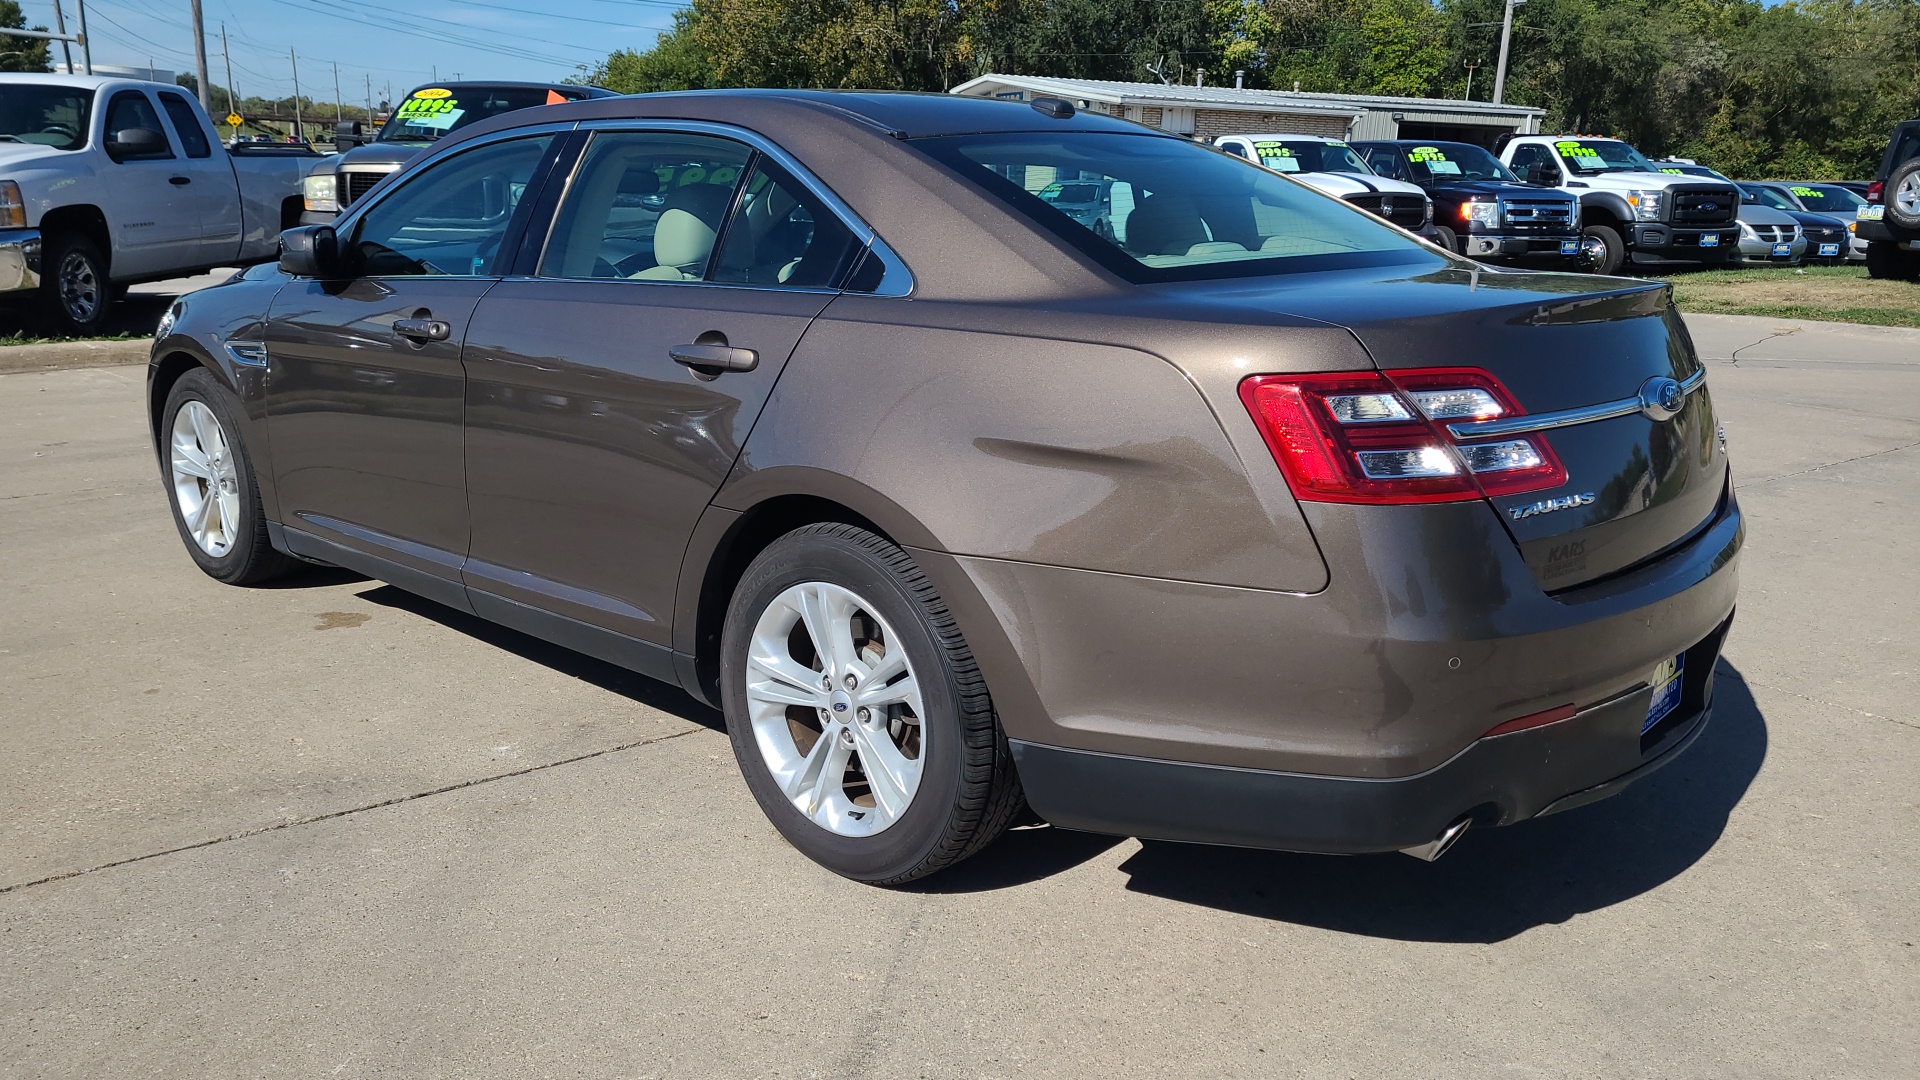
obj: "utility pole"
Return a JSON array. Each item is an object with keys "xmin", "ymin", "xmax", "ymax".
[
  {"xmin": 75, "ymin": 0, "xmax": 91, "ymax": 74},
  {"xmin": 1492, "ymin": 0, "xmax": 1524, "ymax": 105},
  {"xmin": 189, "ymin": 0, "xmax": 210, "ymax": 111},
  {"xmin": 50, "ymin": 0, "xmax": 72, "ymax": 75},
  {"xmin": 221, "ymin": 23, "xmax": 236, "ymax": 119},
  {"xmin": 290, "ymin": 47, "xmax": 302, "ymax": 140},
  {"xmin": 1464, "ymin": 62, "xmax": 1480, "ymax": 101},
  {"xmin": 364, "ymin": 72, "xmax": 372, "ymax": 118},
  {"xmin": 332, "ymin": 62, "xmax": 342, "ymax": 125}
]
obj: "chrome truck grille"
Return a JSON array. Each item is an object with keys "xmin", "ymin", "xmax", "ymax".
[{"xmin": 1500, "ymin": 197, "xmax": 1576, "ymax": 233}]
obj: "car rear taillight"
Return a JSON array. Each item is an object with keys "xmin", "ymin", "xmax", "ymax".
[
  {"xmin": 1237, "ymin": 367, "xmax": 1567, "ymax": 505},
  {"xmin": 1866, "ymin": 181, "xmax": 1883, "ymax": 203}
]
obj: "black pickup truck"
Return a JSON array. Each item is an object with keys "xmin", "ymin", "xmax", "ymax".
[
  {"xmin": 1859, "ymin": 118, "xmax": 1920, "ymax": 281},
  {"xmin": 1353, "ymin": 140, "xmax": 1591, "ymax": 270}
]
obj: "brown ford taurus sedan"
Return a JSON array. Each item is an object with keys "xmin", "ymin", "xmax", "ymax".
[{"xmin": 149, "ymin": 91, "xmax": 1740, "ymax": 882}]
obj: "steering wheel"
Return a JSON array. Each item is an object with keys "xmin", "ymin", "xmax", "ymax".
[
  {"xmin": 41, "ymin": 123, "xmax": 78, "ymax": 140},
  {"xmin": 0, "ymin": 135, "xmax": 20, "ymax": 143}
]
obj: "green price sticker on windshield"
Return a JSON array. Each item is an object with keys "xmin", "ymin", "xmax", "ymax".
[
  {"xmin": 1661, "ymin": 168, "xmax": 1685, "ymax": 174},
  {"xmin": 1254, "ymin": 141, "xmax": 1292, "ymax": 156},
  {"xmin": 1556, "ymin": 141, "xmax": 1600, "ymax": 158},
  {"xmin": 1790, "ymin": 185, "xmax": 1819, "ymax": 197},
  {"xmin": 1407, "ymin": 146, "xmax": 1449, "ymax": 163}
]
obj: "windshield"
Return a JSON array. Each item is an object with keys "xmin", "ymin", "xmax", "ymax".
[
  {"xmin": 1554, "ymin": 139, "xmax": 1657, "ymax": 175},
  {"xmin": 1041, "ymin": 181, "xmax": 1105, "ymax": 206},
  {"xmin": 1791, "ymin": 184, "xmax": 1865, "ymax": 211},
  {"xmin": 378, "ymin": 85, "xmax": 572, "ymax": 143},
  {"xmin": 1657, "ymin": 163, "xmax": 1732, "ymax": 182},
  {"xmin": 1740, "ymin": 184, "xmax": 1797, "ymax": 211},
  {"xmin": 0, "ymin": 85, "xmax": 93, "ymax": 151},
  {"xmin": 921, "ymin": 131, "xmax": 1430, "ymax": 282},
  {"xmin": 1250, "ymin": 140, "xmax": 1372, "ymax": 175},
  {"xmin": 1401, "ymin": 143, "xmax": 1515, "ymax": 182}
]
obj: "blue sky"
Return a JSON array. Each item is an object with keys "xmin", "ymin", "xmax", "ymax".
[{"xmin": 27, "ymin": 0, "xmax": 678, "ymax": 101}]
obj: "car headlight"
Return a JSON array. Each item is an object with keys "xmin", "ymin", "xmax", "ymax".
[
  {"xmin": 0, "ymin": 180, "xmax": 24, "ymax": 228},
  {"xmin": 156, "ymin": 300, "xmax": 181, "ymax": 340},
  {"xmin": 1461, "ymin": 199, "xmax": 1499, "ymax": 229},
  {"xmin": 302, "ymin": 173, "xmax": 338, "ymax": 213},
  {"xmin": 1628, "ymin": 189, "xmax": 1664, "ymax": 221},
  {"xmin": 1738, "ymin": 222, "xmax": 1757, "ymax": 240},
  {"xmin": 1423, "ymin": 198, "xmax": 1434, "ymax": 225}
]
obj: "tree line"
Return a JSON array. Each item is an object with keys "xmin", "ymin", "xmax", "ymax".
[{"xmin": 575, "ymin": 0, "xmax": 1920, "ymax": 179}]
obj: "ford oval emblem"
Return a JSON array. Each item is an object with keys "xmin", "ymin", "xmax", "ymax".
[
  {"xmin": 1638, "ymin": 376, "xmax": 1686, "ymax": 422},
  {"xmin": 1700, "ymin": 201, "xmax": 1719, "ymax": 211},
  {"xmin": 832, "ymin": 701, "xmax": 848, "ymax": 712}
]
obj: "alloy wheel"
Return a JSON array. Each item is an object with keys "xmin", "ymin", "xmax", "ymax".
[
  {"xmin": 743, "ymin": 581, "xmax": 925, "ymax": 837},
  {"xmin": 58, "ymin": 249, "xmax": 100, "ymax": 324},
  {"xmin": 1897, "ymin": 173, "xmax": 1920, "ymax": 220},
  {"xmin": 169, "ymin": 400, "xmax": 242, "ymax": 557}
]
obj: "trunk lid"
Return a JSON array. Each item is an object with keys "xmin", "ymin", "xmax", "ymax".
[{"xmin": 1175, "ymin": 264, "xmax": 1727, "ymax": 590}]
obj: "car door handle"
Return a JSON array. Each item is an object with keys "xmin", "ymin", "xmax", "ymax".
[
  {"xmin": 394, "ymin": 317, "xmax": 451, "ymax": 342},
  {"xmin": 670, "ymin": 342, "xmax": 758, "ymax": 374},
  {"xmin": 169, "ymin": 176, "xmax": 191, "ymax": 186}
]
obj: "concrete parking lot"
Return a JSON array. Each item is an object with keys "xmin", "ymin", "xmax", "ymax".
[{"xmin": 2, "ymin": 313, "xmax": 1914, "ymax": 1078}]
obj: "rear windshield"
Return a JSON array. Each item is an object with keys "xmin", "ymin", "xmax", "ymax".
[
  {"xmin": 1887, "ymin": 128, "xmax": 1920, "ymax": 178},
  {"xmin": 1398, "ymin": 142, "xmax": 1514, "ymax": 182},
  {"xmin": 920, "ymin": 131, "xmax": 1430, "ymax": 283},
  {"xmin": 379, "ymin": 85, "xmax": 575, "ymax": 143},
  {"xmin": 1251, "ymin": 140, "xmax": 1371, "ymax": 175},
  {"xmin": 1790, "ymin": 183, "xmax": 1864, "ymax": 211},
  {"xmin": 0, "ymin": 85, "xmax": 92, "ymax": 151},
  {"xmin": 1553, "ymin": 139, "xmax": 1657, "ymax": 175}
]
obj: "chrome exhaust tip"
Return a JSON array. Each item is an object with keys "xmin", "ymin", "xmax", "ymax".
[{"xmin": 1399, "ymin": 817, "xmax": 1472, "ymax": 862}]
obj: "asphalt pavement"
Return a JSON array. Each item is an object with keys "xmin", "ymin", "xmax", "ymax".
[{"xmin": 1, "ymin": 313, "xmax": 1914, "ymax": 1078}]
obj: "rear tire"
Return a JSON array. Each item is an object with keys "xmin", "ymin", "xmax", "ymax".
[
  {"xmin": 720, "ymin": 523, "xmax": 1024, "ymax": 884},
  {"xmin": 1883, "ymin": 158, "xmax": 1920, "ymax": 231},
  {"xmin": 160, "ymin": 368, "xmax": 299, "ymax": 586},
  {"xmin": 1864, "ymin": 241, "xmax": 1919, "ymax": 281},
  {"xmin": 1583, "ymin": 224, "xmax": 1626, "ymax": 275},
  {"xmin": 40, "ymin": 232, "xmax": 113, "ymax": 337}
]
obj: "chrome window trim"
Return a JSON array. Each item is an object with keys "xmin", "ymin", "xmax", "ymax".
[
  {"xmin": 1447, "ymin": 368, "xmax": 1706, "ymax": 439},
  {"xmin": 563, "ymin": 117, "xmax": 914, "ymax": 297}
]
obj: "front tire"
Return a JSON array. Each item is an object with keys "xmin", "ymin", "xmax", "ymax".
[
  {"xmin": 161, "ymin": 368, "xmax": 298, "ymax": 585},
  {"xmin": 40, "ymin": 232, "xmax": 113, "ymax": 337},
  {"xmin": 1430, "ymin": 225, "xmax": 1459, "ymax": 254},
  {"xmin": 1583, "ymin": 224, "xmax": 1626, "ymax": 275},
  {"xmin": 720, "ymin": 523, "xmax": 1023, "ymax": 884}
]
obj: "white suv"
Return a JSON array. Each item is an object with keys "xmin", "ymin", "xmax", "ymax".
[{"xmin": 1215, "ymin": 134, "xmax": 1436, "ymax": 240}]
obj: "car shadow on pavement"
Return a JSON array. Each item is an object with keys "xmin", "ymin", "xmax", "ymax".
[
  {"xmin": 0, "ymin": 293, "xmax": 170, "ymax": 341},
  {"xmin": 1107, "ymin": 662, "xmax": 1767, "ymax": 942},
  {"xmin": 353, "ymin": 583, "xmax": 725, "ymax": 732}
]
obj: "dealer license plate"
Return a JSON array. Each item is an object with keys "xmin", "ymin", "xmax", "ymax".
[
  {"xmin": 1560, "ymin": 239, "xmax": 1581, "ymax": 255},
  {"xmin": 1819, "ymin": 243, "xmax": 1841, "ymax": 256},
  {"xmin": 1858, "ymin": 205, "xmax": 1884, "ymax": 221},
  {"xmin": 1771, "ymin": 243, "xmax": 1792, "ymax": 257},
  {"xmin": 1643, "ymin": 654, "xmax": 1685, "ymax": 734},
  {"xmin": 1699, "ymin": 233, "xmax": 1720, "ymax": 247}
]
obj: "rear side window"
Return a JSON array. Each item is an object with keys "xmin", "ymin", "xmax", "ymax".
[
  {"xmin": 157, "ymin": 92, "xmax": 211, "ymax": 158},
  {"xmin": 710, "ymin": 158, "xmax": 862, "ymax": 288},
  {"xmin": 1886, "ymin": 127, "xmax": 1920, "ymax": 177},
  {"xmin": 103, "ymin": 91, "xmax": 172, "ymax": 161},
  {"xmin": 921, "ymin": 131, "xmax": 1428, "ymax": 283}
]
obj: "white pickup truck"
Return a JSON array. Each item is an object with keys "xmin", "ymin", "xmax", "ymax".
[{"xmin": 0, "ymin": 74, "xmax": 316, "ymax": 334}]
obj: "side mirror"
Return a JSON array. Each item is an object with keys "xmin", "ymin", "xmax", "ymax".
[
  {"xmin": 1528, "ymin": 162, "xmax": 1561, "ymax": 186},
  {"xmin": 105, "ymin": 127, "xmax": 168, "ymax": 161},
  {"xmin": 279, "ymin": 225, "xmax": 340, "ymax": 277},
  {"xmin": 333, "ymin": 120, "xmax": 363, "ymax": 149}
]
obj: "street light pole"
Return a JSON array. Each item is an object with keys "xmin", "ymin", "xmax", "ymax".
[
  {"xmin": 74, "ymin": 0, "xmax": 91, "ymax": 74},
  {"xmin": 333, "ymin": 61, "xmax": 342, "ymax": 126},
  {"xmin": 190, "ymin": 0, "xmax": 210, "ymax": 112},
  {"xmin": 290, "ymin": 47, "xmax": 302, "ymax": 140},
  {"xmin": 221, "ymin": 23, "xmax": 236, "ymax": 119},
  {"xmin": 1492, "ymin": 0, "xmax": 1524, "ymax": 105},
  {"xmin": 1464, "ymin": 62, "xmax": 1480, "ymax": 101}
]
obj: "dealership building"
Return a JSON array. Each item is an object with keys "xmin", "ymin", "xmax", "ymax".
[{"xmin": 951, "ymin": 74, "xmax": 1546, "ymax": 147}]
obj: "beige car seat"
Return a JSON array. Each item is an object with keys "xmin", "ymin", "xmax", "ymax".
[{"xmin": 631, "ymin": 184, "xmax": 736, "ymax": 280}]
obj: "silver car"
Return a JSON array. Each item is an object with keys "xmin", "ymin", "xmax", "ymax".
[{"xmin": 1730, "ymin": 199, "xmax": 1805, "ymax": 265}]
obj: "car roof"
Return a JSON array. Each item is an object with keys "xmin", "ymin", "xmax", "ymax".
[
  {"xmin": 1224, "ymin": 134, "xmax": 1341, "ymax": 143},
  {"xmin": 400, "ymin": 80, "xmax": 618, "ymax": 98},
  {"xmin": 450, "ymin": 88, "xmax": 1153, "ymax": 144}
]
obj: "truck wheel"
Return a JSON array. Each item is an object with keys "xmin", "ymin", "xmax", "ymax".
[
  {"xmin": 720, "ymin": 523, "xmax": 1025, "ymax": 884},
  {"xmin": 1582, "ymin": 224, "xmax": 1626, "ymax": 275},
  {"xmin": 1431, "ymin": 225, "xmax": 1459, "ymax": 254},
  {"xmin": 1883, "ymin": 159, "xmax": 1920, "ymax": 231},
  {"xmin": 40, "ymin": 232, "xmax": 114, "ymax": 337},
  {"xmin": 1864, "ymin": 242, "xmax": 1917, "ymax": 281},
  {"xmin": 160, "ymin": 368, "xmax": 300, "ymax": 585}
]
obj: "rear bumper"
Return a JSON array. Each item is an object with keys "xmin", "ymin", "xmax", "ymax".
[
  {"xmin": 1856, "ymin": 220, "xmax": 1917, "ymax": 245},
  {"xmin": 1014, "ymin": 612, "xmax": 1730, "ymax": 853},
  {"xmin": 0, "ymin": 228, "xmax": 42, "ymax": 294}
]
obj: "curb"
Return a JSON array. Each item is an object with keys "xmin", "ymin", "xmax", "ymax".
[{"xmin": 0, "ymin": 338, "xmax": 150, "ymax": 375}]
